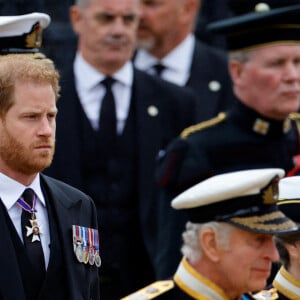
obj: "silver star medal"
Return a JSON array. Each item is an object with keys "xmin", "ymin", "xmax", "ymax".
[{"xmin": 26, "ymin": 218, "xmax": 43, "ymax": 242}]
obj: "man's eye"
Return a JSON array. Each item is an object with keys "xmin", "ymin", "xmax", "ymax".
[
  {"xmin": 96, "ymin": 14, "xmax": 115, "ymax": 24},
  {"xmin": 123, "ymin": 15, "xmax": 137, "ymax": 24}
]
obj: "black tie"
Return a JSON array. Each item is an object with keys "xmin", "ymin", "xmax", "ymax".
[
  {"xmin": 21, "ymin": 188, "xmax": 46, "ymax": 277},
  {"xmin": 99, "ymin": 77, "xmax": 117, "ymax": 149},
  {"xmin": 152, "ymin": 63, "xmax": 166, "ymax": 77}
]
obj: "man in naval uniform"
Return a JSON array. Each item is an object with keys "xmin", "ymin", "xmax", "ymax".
[
  {"xmin": 254, "ymin": 176, "xmax": 300, "ymax": 299},
  {"xmin": 154, "ymin": 0, "xmax": 300, "ymax": 280},
  {"xmin": 121, "ymin": 168, "xmax": 298, "ymax": 300}
]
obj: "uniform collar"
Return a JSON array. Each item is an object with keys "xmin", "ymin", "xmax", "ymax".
[
  {"xmin": 273, "ymin": 266, "xmax": 300, "ymax": 298},
  {"xmin": 174, "ymin": 257, "xmax": 231, "ymax": 300},
  {"xmin": 230, "ymin": 101, "xmax": 291, "ymax": 137}
]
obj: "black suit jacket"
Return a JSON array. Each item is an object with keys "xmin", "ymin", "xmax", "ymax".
[
  {"xmin": 0, "ymin": 174, "xmax": 99, "ymax": 300},
  {"xmin": 134, "ymin": 39, "xmax": 234, "ymax": 123},
  {"xmin": 186, "ymin": 39, "xmax": 234, "ymax": 121},
  {"xmin": 45, "ymin": 66, "xmax": 197, "ymax": 267}
]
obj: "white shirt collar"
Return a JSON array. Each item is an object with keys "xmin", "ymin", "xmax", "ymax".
[
  {"xmin": 74, "ymin": 52, "xmax": 133, "ymax": 90},
  {"xmin": 135, "ymin": 34, "xmax": 195, "ymax": 85},
  {"xmin": 0, "ymin": 173, "xmax": 46, "ymax": 210}
]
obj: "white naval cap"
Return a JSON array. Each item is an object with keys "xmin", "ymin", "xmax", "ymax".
[
  {"xmin": 0, "ymin": 12, "xmax": 50, "ymax": 54},
  {"xmin": 277, "ymin": 176, "xmax": 300, "ymax": 224},
  {"xmin": 171, "ymin": 168, "xmax": 298, "ymax": 234}
]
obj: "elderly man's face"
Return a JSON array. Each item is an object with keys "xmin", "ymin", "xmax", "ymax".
[
  {"xmin": 70, "ymin": 0, "xmax": 140, "ymax": 74},
  {"xmin": 231, "ymin": 44, "xmax": 300, "ymax": 120},
  {"xmin": 215, "ymin": 226, "xmax": 279, "ymax": 298}
]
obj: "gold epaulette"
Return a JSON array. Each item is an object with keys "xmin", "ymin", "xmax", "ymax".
[
  {"xmin": 180, "ymin": 112, "xmax": 227, "ymax": 138},
  {"xmin": 289, "ymin": 112, "xmax": 300, "ymax": 121},
  {"xmin": 252, "ymin": 288, "xmax": 279, "ymax": 300},
  {"xmin": 120, "ymin": 280, "xmax": 174, "ymax": 300},
  {"xmin": 289, "ymin": 112, "xmax": 300, "ymax": 134}
]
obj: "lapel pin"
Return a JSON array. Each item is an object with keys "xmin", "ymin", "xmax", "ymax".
[
  {"xmin": 147, "ymin": 105, "xmax": 159, "ymax": 117},
  {"xmin": 208, "ymin": 80, "xmax": 221, "ymax": 92}
]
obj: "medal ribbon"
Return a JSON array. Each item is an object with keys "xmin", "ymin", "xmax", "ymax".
[
  {"xmin": 17, "ymin": 193, "xmax": 37, "ymax": 214},
  {"xmin": 88, "ymin": 227, "xmax": 93, "ymax": 252},
  {"xmin": 95, "ymin": 229, "xmax": 99, "ymax": 251}
]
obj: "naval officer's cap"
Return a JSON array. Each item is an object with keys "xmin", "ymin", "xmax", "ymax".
[
  {"xmin": 0, "ymin": 12, "xmax": 50, "ymax": 56},
  {"xmin": 171, "ymin": 168, "xmax": 298, "ymax": 234},
  {"xmin": 207, "ymin": 1, "xmax": 300, "ymax": 52},
  {"xmin": 277, "ymin": 176, "xmax": 300, "ymax": 224}
]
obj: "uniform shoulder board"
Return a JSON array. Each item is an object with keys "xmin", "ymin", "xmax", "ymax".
[
  {"xmin": 120, "ymin": 280, "xmax": 174, "ymax": 300},
  {"xmin": 252, "ymin": 288, "xmax": 279, "ymax": 300},
  {"xmin": 180, "ymin": 112, "xmax": 227, "ymax": 138},
  {"xmin": 289, "ymin": 112, "xmax": 300, "ymax": 121},
  {"xmin": 289, "ymin": 112, "xmax": 300, "ymax": 134}
]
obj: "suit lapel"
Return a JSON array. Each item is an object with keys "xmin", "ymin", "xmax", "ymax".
[
  {"xmin": 0, "ymin": 202, "xmax": 26, "ymax": 300},
  {"xmin": 40, "ymin": 175, "xmax": 88, "ymax": 300},
  {"xmin": 133, "ymin": 69, "xmax": 162, "ymax": 178}
]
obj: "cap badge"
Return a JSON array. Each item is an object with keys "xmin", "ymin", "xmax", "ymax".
[
  {"xmin": 26, "ymin": 22, "xmax": 43, "ymax": 48},
  {"xmin": 263, "ymin": 176, "xmax": 279, "ymax": 205},
  {"xmin": 255, "ymin": 3, "xmax": 270, "ymax": 13}
]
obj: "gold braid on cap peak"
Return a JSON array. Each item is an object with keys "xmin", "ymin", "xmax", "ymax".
[
  {"xmin": 180, "ymin": 112, "xmax": 226, "ymax": 138},
  {"xmin": 230, "ymin": 211, "xmax": 295, "ymax": 231}
]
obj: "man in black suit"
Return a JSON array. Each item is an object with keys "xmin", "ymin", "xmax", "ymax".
[
  {"xmin": 0, "ymin": 54, "xmax": 100, "ymax": 300},
  {"xmin": 44, "ymin": 0, "xmax": 197, "ymax": 299},
  {"xmin": 134, "ymin": 0, "xmax": 235, "ymax": 122}
]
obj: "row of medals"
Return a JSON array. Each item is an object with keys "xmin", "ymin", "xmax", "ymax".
[
  {"xmin": 72, "ymin": 225, "xmax": 101, "ymax": 267},
  {"xmin": 75, "ymin": 242, "xmax": 101, "ymax": 267}
]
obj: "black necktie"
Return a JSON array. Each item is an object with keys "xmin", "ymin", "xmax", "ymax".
[
  {"xmin": 99, "ymin": 77, "xmax": 117, "ymax": 149},
  {"xmin": 21, "ymin": 188, "xmax": 46, "ymax": 277},
  {"xmin": 152, "ymin": 63, "xmax": 166, "ymax": 77}
]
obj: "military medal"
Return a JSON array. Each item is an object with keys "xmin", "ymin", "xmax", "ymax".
[
  {"xmin": 75, "ymin": 245, "xmax": 84, "ymax": 263},
  {"xmin": 73, "ymin": 225, "xmax": 84, "ymax": 263},
  {"xmin": 95, "ymin": 253, "xmax": 101, "ymax": 268},
  {"xmin": 26, "ymin": 218, "xmax": 43, "ymax": 242},
  {"xmin": 82, "ymin": 227, "xmax": 89, "ymax": 264},
  {"xmin": 88, "ymin": 228, "xmax": 95, "ymax": 266},
  {"xmin": 72, "ymin": 225, "xmax": 101, "ymax": 267},
  {"xmin": 94, "ymin": 229, "xmax": 101, "ymax": 267},
  {"xmin": 17, "ymin": 193, "xmax": 42, "ymax": 242}
]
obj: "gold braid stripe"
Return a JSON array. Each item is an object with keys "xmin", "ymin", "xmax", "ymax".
[
  {"xmin": 278, "ymin": 199, "xmax": 300, "ymax": 205},
  {"xmin": 231, "ymin": 211, "xmax": 296, "ymax": 231},
  {"xmin": 180, "ymin": 112, "xmax": 226, "ymax": 139}
]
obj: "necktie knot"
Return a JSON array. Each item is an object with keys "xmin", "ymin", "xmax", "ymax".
[
  {"xmin": 101, "ymin": 77, "xmax": 115, "ymax": 89},
  {"xmin": 152, "ymin": 63, "xmax": 166, "ymax": 77},
  {"xmin": 22, "ymin": 188, "xmax": 35, "ymax": 208}
]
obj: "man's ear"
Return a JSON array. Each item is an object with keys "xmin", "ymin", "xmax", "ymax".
[
  {"xmin": 200, "ymin": 228, "xmax": 221, "ymax": 263},
  {"xmin": 229, "ymin": 60, "xmax": 244, "ymax": 86},
  {"xmin": 69, "ymin": 5, "xmax": 82, "ymax": 34},
  {"xmin": 285, "ymin": 243, "xmax": 299, "ymax": 260}
]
